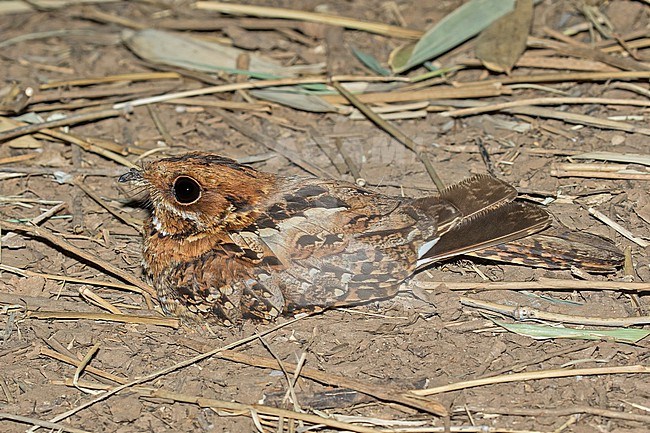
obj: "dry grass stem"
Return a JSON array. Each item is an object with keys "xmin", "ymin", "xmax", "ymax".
[
  {"xmin": 41, "ymin": 348, "xmax": 128, "ymax": 384},
  {"xmin": 412, "ymin": 365, "xmax": 650, "ymax": 396},
  {"xmin": 321, "ymin": 84, "xmax": 505, "ymax": 105},
  {"xmin": 147, "ymin": 388, "xmax": 383, "ymax": 433},
  {"xmin": 77, "ymin": 287, "xmax": 122, "ymax": 315},
  {"xmin": 459, "ymin": 54, "xmax": 618, "ymax": 72},
  {"xmin": 504, "ymin": 106, "xmax": 650, "ymax": 135},
  {"xmin": 213, "ymin": 108, "xmax": 333, "ymax": 178},
  {"xmin": 40, "ymin": 72, "xmax": 181, "ymax": 89},
  {"xmin": 442, "ymin": 97, "xmax": 650, "ymax": 117},
  {"xmin": 460, "ymin": 296, "xmax": 650, "ymax": 327},
  {"xmin": 334, "ymin": 138, "xmax": 364, "ymax": 184},
  {"xmin": 588, "ymin": 207, "xmax": 650, "ymax": 248},
  {"xmin": 27, "ymin": 317, "xmax": 305, "ymax": 433},
  {"xmin": 0, "ymin": 264, "xmax": 145, "ymax": 294},
  {"xmin": 527, "ymin": 36, "xmax": 649, "ymax": 71},
  {"xmin": 465, "ymin": 70, "xmax": 650, "ymax": 86},
  {"xmin": 471, "ymin": 405, "xmax": 650, "ymax": 424},
  {"xmin": 195, "ymin": 1, "xmax": 423, "ymax": 39},
  {"xmin": 551, "ymin": 168, "xmax": 650, "ymax": 180},
  {"xmin": 176, "ymin": 340, "xmax": 446, "ymax": 416},
  {"xmin": 0, "ymin": 220, "xmax": 155, "ymax": 297},
  {"xmin": 112, "ymin": 77, "xmax": 330, "ymax": 110},
  {"xmin": 74, "ymin": 179, "xmax": 142, "ymax": 230},
  {"xmin": 0, "ymin": 412, "xmax": 90, "ymax": 433},
  {"xmin": 416, "ymin": 278, "xmax": 650, "ymax": 292},
  {"xmin": 164, "ymin": 98, "xmax": 271, "ymax": 111},
  {"xmin": 1, "ymin": 202, "xmax": 66, "ymax": 243},
  {"xmin": 555, "ymin": 162, "xmax": 647, "ymax": 172},
  {"xmin": 26, "ymin": 311, "xmax": 179, "ymax": 328},
  {"xmin": 0, "ymin": 109, "xmax": 123, "ymax": 142},
  {"xmin": 0, "ymin": 153, "xmax": 38, "ymax": 165},
  {"xmin": 31, "ymin": 82, "xmax": 180, "ymax": 105},
  {"xmin": 331, "ymin": 81, "xmax": 445, "ymax": 191},
  {"xmin": 73, "ymin": 343, "xmax": 102, "ymax": 394},
  {"xmin": 40, "ymin": 129, "xmax": 136, "ymax": 167}
]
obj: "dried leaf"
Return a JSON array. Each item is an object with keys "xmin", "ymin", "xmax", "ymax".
[
  {"xmin": 476, "ymin": 0, "xmax": 533, "ymax": 73},
  {"xmin": 123, "ymin": 29, "xmax": 324, "ymax": 78},
  {"xmin": 396, "ymin": 0, "xmax": 515, "ymax": 73},
  {"xmin": 573, "ymin": 151, "xmax": 650, "ymax": 167},
  {"xmin": 0, "ymin": 117, "xmax": 41, "ymax": 149}
]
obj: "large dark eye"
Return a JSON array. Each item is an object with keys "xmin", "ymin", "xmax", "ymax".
[{"xmin": 173, "ymin": 176, "xmax": 201, "ymax": 204}]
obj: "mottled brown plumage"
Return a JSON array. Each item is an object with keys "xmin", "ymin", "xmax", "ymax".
[{"xmin": 119, "ymin": 152, "xmax": 621, "ymax": 325}]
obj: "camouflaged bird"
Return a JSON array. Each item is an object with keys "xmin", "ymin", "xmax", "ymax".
[{"xmin": 119, "ymin": 152, "xmax": 622, "ymax": 325}]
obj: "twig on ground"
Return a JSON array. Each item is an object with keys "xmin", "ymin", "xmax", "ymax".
[
  {"xmin": 40, "ymin": 72, "xmax": 181, "ymax": 89},
  {"xmin": 112, "ymin": 77, "xmax": 329, "ymax": 109},
  {"xmin": 0, "ymin": 412, "xmax": 90, "ymax": 433},
  {"xmin": 0, "ymin": 264, "xmax": 144, "ymax": 294},
  {"xmin": 462, "ymin": 70, "xmax": 650, "ymax": 86},
  {"xmin": 441, "ymin": 97, "xmax": 650, "ymax": 117},
  {"xmin": 334, "ymin": 138, "xmax": 365, "ymax": 186},
  {"xmin": 195, "ymin": 1, "xmax": 423, "ymax": 39},
  {"xmin": 74, "ymin": 179, "xmax": 142, "ymax": 230},
  {"xmin": 0, "ymin": 220, "xmax": 155, "ymax": 297},
  {"xmin": 331, "ymin": 81, "xmax": 445, "ymax": 191},
  {"xmin": 412, "ymin": 365, "xmax": 650, "ymax": 396},
  {"xmin": 77, "ymin": 287, "xmax": 122, "ymax": 315},
  {"xmin": 0, "ymin": 109, "xmax": 123, "ymax": 142},
  {"xmin": 40, "ymin": 129, "xmax": 136, "ymax": 167},
  {"xmin": 466, "ymin": 405, "xmax": 650, "ymax": 424},
  {"xmin": 213, "ymin": 108, "xmax": 333, "ymax": 178},
  {"xmin": 551, "ymin": 169, "xmax": 650, "ymax": 180},
  {"xmin": 27, "ymin": 317, "xmax": 305, "ymax": 433},
  {"xmin": 460, "ymin": 296, "xmax": 650, "ymax": 327},
  {"xmin": 41, "ymin": 348, "xmax": 128, "ymax": 384},
  {"xmin": 177, "ymin": 338, "xmax": 447, "ymax": 416},
  {"xmin": 26, "ymin": 311, "xmax": 179, "ymax": 328},
  {"xmin": 414, "ymin": 278, "xmax": 650, "ymax": 292},
  {"xmin": 148, "ymin": 388, "xmax": 383, "ymax": 433},
  {"xmin": 587, "ymin": 207, "xmax": 650, "ymax": 248},
  {"xmin": 1, "ymin": 202, "xmax": 66, "ymax": 243}
]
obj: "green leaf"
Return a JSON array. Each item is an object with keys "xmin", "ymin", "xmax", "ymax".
[
  {"xmin": 494, "ymin": 320, "xmax": 650, "ymax": 344},
  {"xmin": 351, "ymin": 46, "xmax": 391, "ymax": 76},
  {"xmin": 396, "ymin": 0, "xmax": 516, "ymax": 73},
  {"xmin": 250, "ymin": 89, "xmax": 338, "ymax": 113},
  {"xmin": 388, "ymin": 43, "xmax": 415, "ymax": 72}
]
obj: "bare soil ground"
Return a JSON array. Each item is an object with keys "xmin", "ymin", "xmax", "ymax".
[{"xmin": 1, "ymin": 1, "xmax": 650, "ymax": 432}]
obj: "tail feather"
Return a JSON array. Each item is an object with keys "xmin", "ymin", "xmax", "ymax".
[
  {"xmin": 439, "ymin": 174, "xmax": 517, "ymax": 222},
  {"xmin": 417, "ymin": 201, "xmax": 550, "ymax": 268},
  {"xmin": 467, "ymin": 227, "xmax": 624, "ymax": 272}
]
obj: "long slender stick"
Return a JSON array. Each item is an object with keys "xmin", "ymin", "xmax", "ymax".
[
  {"xmin": 461, "ymin": 296, "xmax": 650, "ymax": 327},
  {"xmin": 195, "ymin": 1, "xmax": 423, "ymax": 39},
  {"xmin": 331, "ymin": 81, "xmax": 445, "ymax": 191},
  {"xmin": 0, "ymin": 109, "xmax": 122, "ymax": 142},
  {"xmin": 414, "ymin": 278, "xmax": 650, "ymax": 292},
  {"xmin": 0, "ymin": 221, "xmax": 155, "ymax": 297},
  {"xmin": 412, "ymin": 365, "xmax": 650, "ymax": 396},
  {"xmin": 27, "ymin": 317, "xmax": 304, "ymax": 432}
]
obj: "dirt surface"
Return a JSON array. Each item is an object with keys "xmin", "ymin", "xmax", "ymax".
[{"xmin": 1, "ymin": 1, "xmax": 650, "ymax": 432}]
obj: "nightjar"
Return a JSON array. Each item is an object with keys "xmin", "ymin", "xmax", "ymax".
[{"xmin": 120, "ymin": 152, "xmax": 622, "ymax": 325}]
